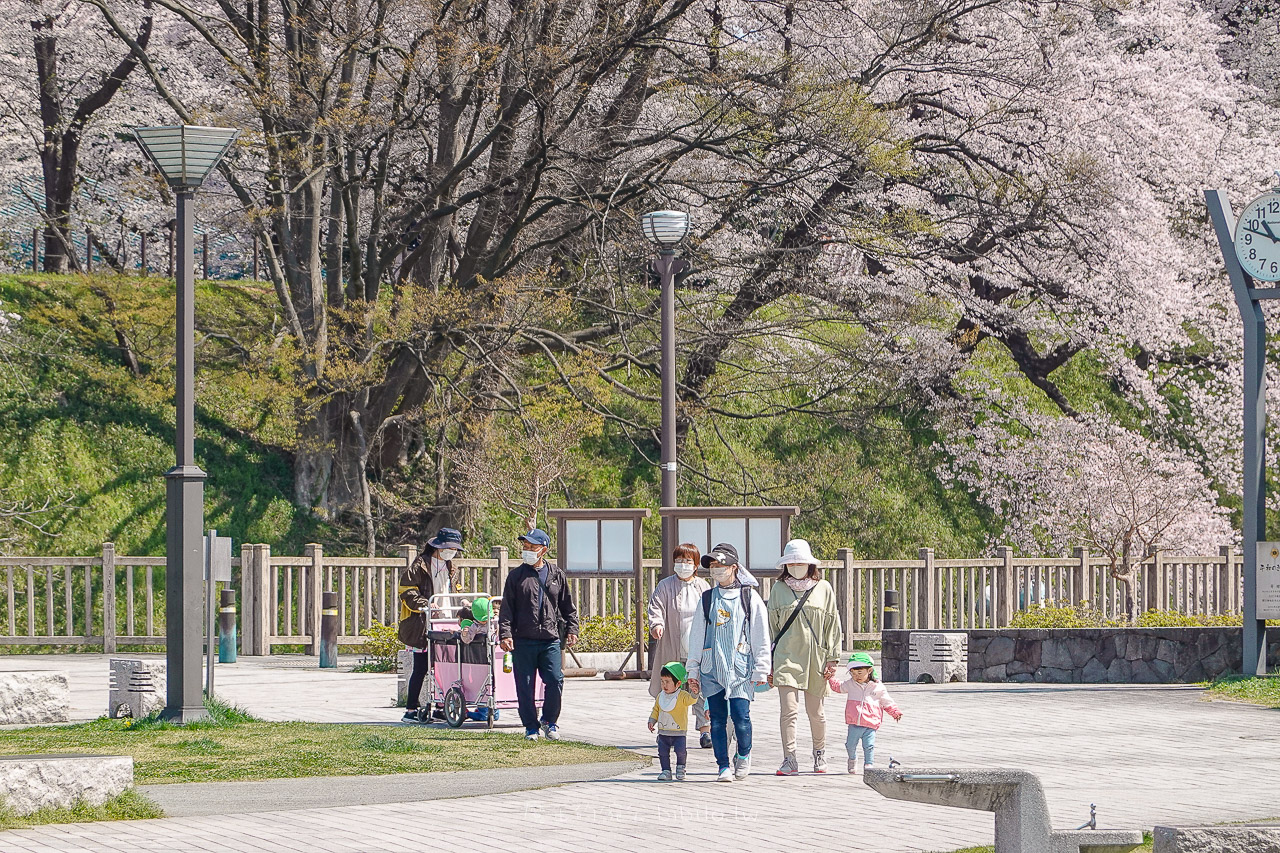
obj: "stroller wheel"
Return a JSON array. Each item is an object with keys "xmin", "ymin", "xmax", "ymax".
[{"xmin": 444, "ymin": 686, "xmax": 466, "ymax": 728}]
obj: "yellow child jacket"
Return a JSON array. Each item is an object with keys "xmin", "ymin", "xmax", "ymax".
[{"xmin": 648, "ymin": 689, "xmax": 699, "ymax": 734}]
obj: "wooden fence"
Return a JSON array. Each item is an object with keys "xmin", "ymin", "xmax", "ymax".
[{"xmin": 0, "ymin": 543, "xmax": 1245, "ymax": 653}]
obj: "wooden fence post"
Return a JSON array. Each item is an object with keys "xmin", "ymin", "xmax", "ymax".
[
  {"xmin": 32, "ymin": 228, "xmax": 39, "ymax": 272},
  {"xmin": 917, "ymin": 547, "xmax": 935, "ymax": 629},
  {"xmin": 305, "ymin": 543, "xmax": 323, "ymax": 654},
  {"xmin": 1148, "ymin": 549, "xmax": 1163, "ymax": 612},
  {"xmin": 397, "ymin": 543, "xmax": 417, "ymax": 619},
  {"xmin": 1218, "ymin": 545, "xmax": 1232, "ymax": 615},
  {"xmin": 996, "ymin": 545, "xmax": 1014, "ymax": 627},
  {"xmin": 101, "ymin": 542, "xmax": 116, "ymax": 653},
  {"xmin": 1072, "ymin": 546, "xmax": 1088, "ymax": 609},
  {"xmin": 238, "ymin": 543, "xmax": 254, "ymax": 655},
  {"xmin": 493, "ymin": 546, "xmax": 509, "ymax": 600},
  {"xmin": 256, "ymin": 543, "xmax": 273, "ymax": 653},
  {"xmin": 835, "ymin": 548, "xmax": 853, "ymax": 645}
]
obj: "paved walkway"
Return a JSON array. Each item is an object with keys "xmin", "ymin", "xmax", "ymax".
[{"xmin": 2, "ymin": 654, "xmax": 1279, "ymax": 851}]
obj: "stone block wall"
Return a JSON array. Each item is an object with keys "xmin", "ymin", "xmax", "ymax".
[{"xmin": 881, "ymin": 627, "xmax": 1280, "ymax": 683}]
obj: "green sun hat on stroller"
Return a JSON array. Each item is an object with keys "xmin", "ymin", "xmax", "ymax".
[{"xmin": 847, "ymin": 651, "xmax": 878, "ymax": 680}]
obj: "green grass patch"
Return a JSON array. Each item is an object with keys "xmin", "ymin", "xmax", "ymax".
[
  {"xmin": 0, "ymin": 696, "xmax": 629, "ymax": 785},
  {"xmin": 1204, "ymin": 675, "xmax": 1280, "ymax": 707},
  {"xmin": 0, "ymin": 789, "xmax": 164, "ymax": 831}
]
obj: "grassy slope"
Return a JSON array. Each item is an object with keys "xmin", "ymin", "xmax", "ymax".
[
  {"xmin": 0, "ymin": 272, "xmax": 999, "ymax": 559},
  {"xmin": 0, "ymin": 273, "xmax": 322, "ymax": 556}
]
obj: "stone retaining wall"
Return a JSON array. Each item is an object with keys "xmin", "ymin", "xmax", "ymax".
[{"xmin": 882, "ymin": 627, "xmax": 1280, "ymax": 683}]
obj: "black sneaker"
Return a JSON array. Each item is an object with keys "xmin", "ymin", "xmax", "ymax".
[{"xmin": 401, "ymin": 709, "xmax": 419, "ymax": 723}]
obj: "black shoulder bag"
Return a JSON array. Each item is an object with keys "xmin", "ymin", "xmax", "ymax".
[{"xmin": 771, "ymin": 585, "xmax": 817, "ymax": 656}]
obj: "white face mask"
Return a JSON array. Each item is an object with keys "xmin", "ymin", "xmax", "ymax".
[
  {"xmin": 521, "ymin": 549, "xmax": 541, "ymax": 565},
  {"xmin": 710, "ymin": 565, "xmax": 734, "ymax": 585},
  {"xmin": 786, "ymin": 564, "xmax": 808, "ymax": 579},
  {"xmin": 673, "ymin": 561, "xmax": 696, "ymax": 579},
  {"xmin": 437, "ymin": 549, "xmax": 457, "ymax": 561}
]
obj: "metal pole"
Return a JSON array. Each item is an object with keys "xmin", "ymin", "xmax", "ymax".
[
  {"xmin": 32, "ymin": 228, "xmax": 38, "ymax": 272},
  {"xmin": 86, "ymin": 228, "xmax": 92, "ymax": 272},
  {"xmin": 658, "ymin": 250, "xmax": 678, "ymax": 575},
  {"xmin": 252, "ymin": 234, "xmax": 259, "ymax": 281},
  {"xmin": 202, "ymin": 233, "xmax": 209, "ymax": 279},
  {"xmin": 140, "ymin": 233, "xmax": 147, "ymax": 276},
  {"xmin": 883, "ymin": 589, "xmax": 900, "ymax": 631},
  {"xmin": 1206, "ymin": 189, "xmax": 1268, "ymax": 676},
  {"xmin": 164, "ymin": 189, "xmax": 210, "ymax": 722},
  {"xmin": 320, "ymin": 590, "xmax": 338, "ymax": 668}
]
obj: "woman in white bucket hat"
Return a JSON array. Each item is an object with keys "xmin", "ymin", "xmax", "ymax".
[{"xmin": 767, "ymin": 538, "xmax": 842, "ymax": 776}]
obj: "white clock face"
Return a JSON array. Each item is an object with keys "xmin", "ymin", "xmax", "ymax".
[{"xmin": 1235, "ymin": 192, "xmax": 1280, "ymax": 281}]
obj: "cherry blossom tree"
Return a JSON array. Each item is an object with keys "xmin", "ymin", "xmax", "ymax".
[{"xmin": 942, "ymin": 412, "xmax": 1235, "ymax": 620}]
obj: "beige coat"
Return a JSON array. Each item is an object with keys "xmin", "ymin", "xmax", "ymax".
[{"xmin": 767, "ymin": 579, "xmax": 842, "ymax": 693}]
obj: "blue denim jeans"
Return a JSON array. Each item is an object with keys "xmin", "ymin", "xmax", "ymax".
[
  {"xmin": 846, "ymin": 724, "xmax": 876, "ymax": 766},
  {"xmin": 511, "ymin": 638, "xmax": 563, "ymax": 733},
  {"xmin": 706, "ymin": 690, "xmax": 752, "ymax": 770}
]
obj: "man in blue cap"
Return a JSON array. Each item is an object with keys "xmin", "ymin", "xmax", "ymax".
[{"xmin": 499, "ymin": 528, "xmax": 579, "ymax": 740}]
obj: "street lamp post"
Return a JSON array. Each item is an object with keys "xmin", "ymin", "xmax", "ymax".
[
  {"xmin": 641, "ymin": 211, "xmax": 691, "ymax": 614},
  {"xmin": 134, "ymin": 125, "xmax": 239, "ymax": 722}
]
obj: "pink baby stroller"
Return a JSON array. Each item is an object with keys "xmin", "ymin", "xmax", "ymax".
[{"xmin": 419, "ymin": 593, "xmax": 543, "ymax": 728}]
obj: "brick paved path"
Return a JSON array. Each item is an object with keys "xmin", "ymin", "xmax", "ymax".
[{"xmin": 2, "ymin": 655, "xmax": 1278, "ymax": 852}]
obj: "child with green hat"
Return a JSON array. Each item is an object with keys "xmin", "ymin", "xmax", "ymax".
[
  {"xmin": 828, "ymin": 652, "xmax": 903, "ymax": 774},
  {"xmin": 647, "ymin": 661, "xmax": 701, "ymax": 781}
]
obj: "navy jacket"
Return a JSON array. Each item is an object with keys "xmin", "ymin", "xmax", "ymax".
[{"xmin": 498, "ymin": 561, "xmax": 579, "ymax": 642}]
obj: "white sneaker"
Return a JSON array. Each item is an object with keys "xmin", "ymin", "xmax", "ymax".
[
  {"xmin": 813, "ymin": 750, "xmax": 828, "ymax": 774},
  {"xmin": 775, "ymin": 754, "xmax": 798, "ymax": 776},
  {"xmin": 675, "ymin": 765, "xmax": 686, "ymax": 781},
  {"xmin": 863, "ymin": 763, "xmax": 875, "ymax": 773},
  {"xmin": 525, "ymin": 731, "xmax": 540, "ymax": 742},
  {"xmin": 541, "ymin": 723, "xmax": 560, "ymax": 741},
  {"xmin": 732, "ymin": 753, "xmax": 751, "ymax": 780},
  {"xmin": 716, "ymin": 767, "xmax": 734, "ymax": 782},
  {"xmin": 657, "ymin": 770, "xmax": 673, "ymax": 782},
  {"xmin": 847, "ymin": 759, "xmax": 859, "ymax": 774}
]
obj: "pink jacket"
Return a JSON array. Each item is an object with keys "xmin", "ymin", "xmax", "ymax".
[{"xmin": 829, "ymin": 677, "xmax": 901, "ymax": 729}]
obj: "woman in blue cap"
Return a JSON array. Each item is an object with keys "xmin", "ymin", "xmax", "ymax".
[{"xmin": 397, "ymin": 527, "xmax": 463, "ymax": 723}]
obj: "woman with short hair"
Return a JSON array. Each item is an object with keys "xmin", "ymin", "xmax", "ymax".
[{"xmin": 647, "ymin": 543, "xmax": 712, "ymax": 748}]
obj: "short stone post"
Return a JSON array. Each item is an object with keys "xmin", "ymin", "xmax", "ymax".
[
  {"xmin": 319, "ymin": 590, "xmax": 338, "ymax": 668},
  {"xmin": 917, "ymin": 547, "xmax": 936, "ymax": 629},
  {"xmin": 996, "ymin": 546, "xmax": 1014, "ymax": 627},
  {"xmin": 101, "ymin": 542, "xmax": 117, "ymax": 654},
  {"xmin": 305, "ymin": 543, "xmax": 323, "ymax": 655},
  {"xmin": 882, "ymin": 589, "xmax": 900, "ymax": 630},
  {"xmin": 218, "ymin": 588, "xmax": 237, "ymax": 663}
]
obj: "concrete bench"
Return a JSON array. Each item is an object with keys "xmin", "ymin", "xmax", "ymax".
[
  {"xmin": 1154, "ymin": 824, "xmax": 1280, "ymax": 852},
  {"xmin": 0, "ymin": 671, "xmax": 70, "ymax": 725},
  {"xmin": 864, "ymin": 767, "xmax": 1142, "ymax": 853},
  {"xmin": 0, "ymin": 754, "xmax": 133, "ymax": 815}
]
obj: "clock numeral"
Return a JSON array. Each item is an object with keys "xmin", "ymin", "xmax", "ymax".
[{"xmin": 1250, "ymin": 248, "xmax": 1258, "ymax": 260}]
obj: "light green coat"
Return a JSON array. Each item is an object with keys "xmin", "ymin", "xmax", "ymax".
[{"xmin": 767, "ymin": 579, "xmax": 842, "ymax": 693}]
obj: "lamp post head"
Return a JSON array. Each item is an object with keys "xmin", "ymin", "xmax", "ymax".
[
  {"xmin": 134, "ymin": 125, "xmax": 239, "ymax": 191},
  {"xmin": 642, "ymin": 210, "xmax": 690, "ymax": 250}
]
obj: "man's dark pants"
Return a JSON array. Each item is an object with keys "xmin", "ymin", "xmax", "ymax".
[{"xmin": 512, "ymin": 637, "xmax": 563, "ymax": 733}]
